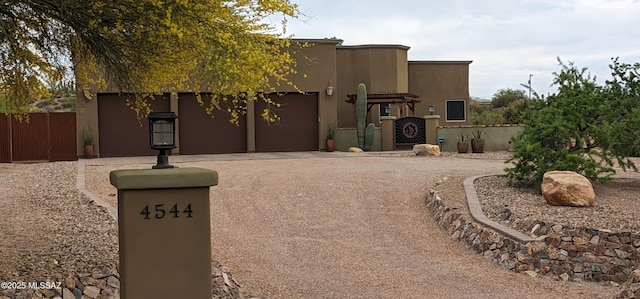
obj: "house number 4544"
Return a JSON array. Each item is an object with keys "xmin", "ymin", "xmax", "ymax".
[{"xmin": 140, "ymin": 203, "xmax": 193, "ymax": 220}]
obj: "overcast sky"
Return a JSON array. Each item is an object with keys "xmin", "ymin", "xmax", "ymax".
[{"xmin": 282, "ymin": 0, "xmax": 640, "ymax": 99}]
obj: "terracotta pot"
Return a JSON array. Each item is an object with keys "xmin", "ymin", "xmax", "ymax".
[
  {"xmin": 471, "ymin": 139, "xmax": 485, "ymax": 153},
  {"xmin": 326, "ymin": 139, "xmax": 336, "ymax": 152},
  {"xmin": 84, "ymin": 144, "xmax": 94, "ymax": 159},
  {"xmin": 457, "ymin": 142, "xmax": 469, "ymax": 153}
]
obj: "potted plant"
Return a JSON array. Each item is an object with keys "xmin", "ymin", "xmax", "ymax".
[
  {"xmin": 456, "ymin": 133, "xmax": 469, "ymax": 153},
  {"xmin": 82, "ymin": 125, "xmax": 95, "ymax": 158},
  {"xmin": 471, "ymin": 130, "xmax": 486, "ymax": 153},
  {"xmin": 326, "ymin": 121, "xmax": 337, "ymax": 152}
]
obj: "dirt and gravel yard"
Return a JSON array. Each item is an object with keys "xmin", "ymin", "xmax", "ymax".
[
  {"xmin": 0, "ymin": 162, "xmax": 118, "ymax": 286},
  {"xmin": 431, "ymin": 154, "xmax": 640, "ymax": 236},
  {"xmin": 80, "ymin": 152, "xmax": 622, "ymax": 298},
  {"xmin": 2, "ymin": 152, "xmax": 636, "ymax": 298}
]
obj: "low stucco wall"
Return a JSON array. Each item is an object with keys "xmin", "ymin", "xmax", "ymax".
[
  {"xmin": 335, "ymin": 128, "xmax": 381, "ymax": 151},
  {"xmin": 436, "ymin": 125, "xmax": 524, "ymax": 152}
]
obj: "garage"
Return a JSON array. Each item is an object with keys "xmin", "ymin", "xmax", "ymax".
[
  {"xmin": 97, "ymin": 93, "xmax": 170, "ymax": 157},
  {"xmin": 254, "ymin": 93, "xmax": 318, "ymax": 152},
  {"xmin": 177, "ymin": 93, "xmax": 247, "ymax": 154}
]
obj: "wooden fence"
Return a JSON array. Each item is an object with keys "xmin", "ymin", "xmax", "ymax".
[{"xmin": 0, "ymin": 112, "xmax": 77, "ymax": 163}]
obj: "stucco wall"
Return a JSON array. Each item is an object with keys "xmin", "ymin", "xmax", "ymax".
[
  {"xmin": 335, "ymin": 127, "xmax": 381, "ymax": 152},
  {"xmin": 336, "ymin": 45, "xmax": 410, "ymax": 128},
  {"xmin": 408, "ymin": 61, "xmax": 472, "ymax": 125},
  {"xmin": 288, "ymin": 40, "xmax": 340, "ymax": 151},
  {"xmin": 436, "ymin": 125, "xmax": 524, "ymax": 152},
  {"xmin": 75, "ymin": 93, "xmax": 100, "ymax": 157}
]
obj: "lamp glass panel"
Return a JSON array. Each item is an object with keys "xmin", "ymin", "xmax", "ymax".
[
  {"xmin": 326, "ymin": 87, "xmax": 334, "ymax": 96},
  {"xmin": 152, "ymin": 120, "xmax": 174, "ymax": 146}
]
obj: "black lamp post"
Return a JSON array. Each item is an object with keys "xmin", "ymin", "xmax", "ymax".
[
  {"xmin": 148, "ymin": 112, "xmax": 178, "ymax": 169},
  {"xmin": 428, "ymin": 105, "xmax": 436, "ymax": 115}
]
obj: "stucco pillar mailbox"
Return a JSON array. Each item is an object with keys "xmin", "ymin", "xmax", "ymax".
[{"xmin": 110, "ymin": 168, "xmax": 218, "ymax": 299}]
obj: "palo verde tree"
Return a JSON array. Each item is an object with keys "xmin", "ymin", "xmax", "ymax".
[
  {"xmin": 0, "ymin": 0, "xmax": 301, "ymax": 122},
  {"xmin": 505, "ymin": 58, "xmax": 639, "ymax": 189}
]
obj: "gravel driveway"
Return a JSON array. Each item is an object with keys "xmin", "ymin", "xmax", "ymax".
[{"xmin": 85, "ymin": 153, "xmax": 617, "ymax": 299}]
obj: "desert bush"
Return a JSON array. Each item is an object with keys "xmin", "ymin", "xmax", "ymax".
[{"xmin": 505, "ymin": 58, "xmax": 639, "ymax": 188}]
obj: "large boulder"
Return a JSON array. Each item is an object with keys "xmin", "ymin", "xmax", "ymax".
[
  {"xmin": 541, "ymin": 171, "xmax": 595, "ymax": 207},
  {"xmin": 413, "ymin": 144, "xmax": 441, "ymax": 156}
]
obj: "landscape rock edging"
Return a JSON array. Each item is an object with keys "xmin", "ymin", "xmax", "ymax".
[
  {"xmin": 0, "ymin": 264, "xmax": 242, "ymax": 299},
  {"xmin": 426, "ymin": 176, "xmax": 640, "ymax": 284}
]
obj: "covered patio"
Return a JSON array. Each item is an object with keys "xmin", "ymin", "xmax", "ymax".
[{"xmin": 345, "ymin": 92, "xmax": 421, "ymax": 126}]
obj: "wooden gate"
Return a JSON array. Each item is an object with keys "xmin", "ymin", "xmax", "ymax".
[
  {"xmin": 0, "ymin": 112, "xmax": 77, "ymax": 162},
  {"xmin": 395, "ymin": 117, "xmax": 426, "ymax": 150}
]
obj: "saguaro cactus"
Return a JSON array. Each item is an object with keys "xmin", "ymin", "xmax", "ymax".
[
  {"xmin": 356, "ymin": 83, "xmax": 367, "ymax": 149},
  {"xmin": 364, "ymin": 123, "xmax": 375, "ymax": 151}
]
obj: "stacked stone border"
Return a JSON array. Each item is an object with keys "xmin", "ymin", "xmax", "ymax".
[
  {"xmin": 426, "ymin": 174, "xmax": 640, "ymax": 283},
  {"xmin": 0, "ymin": 265, "xmax": 240, "ymax": 299}
]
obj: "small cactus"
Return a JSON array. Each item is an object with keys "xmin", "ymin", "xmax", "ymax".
[
  {"xmin": 364, "ymin": 123, "xmax": 375, "ymax": 151},
  {"xmin": 356, "ymin": 83, "xmax": 367, "ymax": 149}
]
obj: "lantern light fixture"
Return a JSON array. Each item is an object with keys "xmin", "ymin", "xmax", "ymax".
[
  {"xmin": 326, "ymin": 81, "xmax": 334, "ymax": 96},
  {"xmin": 148, "ymin": 112, "xmax": 178, "ymax": 169},
  {"xmin": 428, "ymin": 105, "xmax": 436, "ymax": 115}
]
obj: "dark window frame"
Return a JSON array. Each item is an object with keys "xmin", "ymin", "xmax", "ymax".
[{"xmin": 445, "ymin": 99, "xmax": 466, "ymax": 122}]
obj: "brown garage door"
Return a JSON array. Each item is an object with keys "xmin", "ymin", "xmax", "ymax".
[
  {"xmin": 178, "ymin": 93, "xmax": 247, "ymax": 154},
  {"xmin": 255, "ymin": 93, "xmax": 318, "ymax": 152},
  {"xmin": 98, "ymin": 93, "xmax": 170, "ymax": 157}
]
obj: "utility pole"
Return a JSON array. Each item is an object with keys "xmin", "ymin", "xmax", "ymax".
[{"xmin": 528, "ymin": 74, "xmax": 533, "ymax": 100}]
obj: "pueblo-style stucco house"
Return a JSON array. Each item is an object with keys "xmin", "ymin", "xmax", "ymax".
[{"xmin": 75, "ymin": 39, "xmax": 472, "ymax": 157}]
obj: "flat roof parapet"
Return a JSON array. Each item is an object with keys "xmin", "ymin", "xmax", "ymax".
[
  {"xmin": 409, "ymin": 60, "xmax": 473, "ymax": 65},
  {"xmin": 337, "ymin": 44, "xmax": 411, "ymax": 50}
]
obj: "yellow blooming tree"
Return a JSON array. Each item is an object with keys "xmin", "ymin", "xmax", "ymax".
[{"xmin": 1, "ymin": 0, "xmax": 301, "ymax": 123}]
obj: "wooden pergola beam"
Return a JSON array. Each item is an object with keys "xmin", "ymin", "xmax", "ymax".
[{"xmin": 345, "ymin": 93, "xmax": 421, "ymax": 126}]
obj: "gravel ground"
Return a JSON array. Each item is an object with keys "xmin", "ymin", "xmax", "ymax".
[
  {"xmin": 0, "ymin": 153, "xmax": 629, "ymax": 298},
  {"xmin": 476, "ymin": 175, "xmax": 640, "ymax": 234},
  {"xmin": 433, "ymin": 153, "xmax": 640, "ymax": 235},
  {"xmin": 81, "ymin": 153, "xmax": 620, "ymax": 298},
  {"xmin": 0, "ymin": 162, "xmax": 118, "ymax": 285}
]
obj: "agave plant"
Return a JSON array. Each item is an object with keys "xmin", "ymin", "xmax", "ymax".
[
  {"xmin": 471, "ymin": 130, "xmax": 486, "ymax": 140},
  {"xmin": 457, "ymin": 133, "xmax": 469, "ymax": 143}
]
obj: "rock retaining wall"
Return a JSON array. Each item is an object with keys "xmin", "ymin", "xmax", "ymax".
[
  {"xmin": 0, "ymin": 269, "xmax": 120, "ymax": 299},
  {"xmin": 0, "ymin": 264, "xmax": 241, "ymax": 299},
  {"xmin": 425, "ymin": 190, "xmax": 640, "ymax": 283}
]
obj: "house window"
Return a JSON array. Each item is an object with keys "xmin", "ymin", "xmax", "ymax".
[
  {"xmin": 446, "ymin": 100, "xmax": 466, "ymax": 122},
  {"xmin": 380, "ymin": 104, "xmax": 391, "ymax": 117}
]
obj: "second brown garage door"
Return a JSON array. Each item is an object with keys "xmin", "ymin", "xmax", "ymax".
[
  {"xmin": 178, "ymin": 93, "xmax": 247, "ymax": 154},
  {"xmin": 255, "ymin": 93, "xmax": 318, "ymax": 152}
]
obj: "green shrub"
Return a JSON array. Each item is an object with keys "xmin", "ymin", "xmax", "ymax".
[
  {"xmin": 470, "ymin": 98, "xmax": 531, "ymax": 125},
  {"xmin": 504, "ymin": 58, "xmax": 639, "ymax": 189}
]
